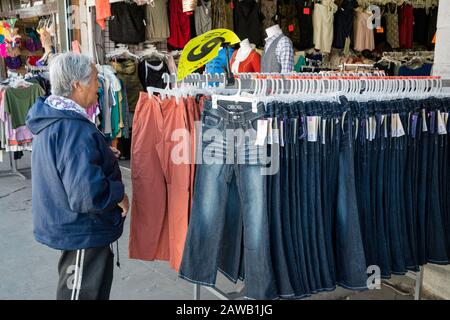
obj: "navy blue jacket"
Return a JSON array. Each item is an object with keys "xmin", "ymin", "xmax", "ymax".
[{"xmin": 26, "ymin": 97, "xmax": 125, "ymax": 250}]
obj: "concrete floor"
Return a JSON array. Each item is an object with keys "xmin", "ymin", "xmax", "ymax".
[{"xmin": 0, "ymin": 151, "xmax": 416, "ymax": 300}]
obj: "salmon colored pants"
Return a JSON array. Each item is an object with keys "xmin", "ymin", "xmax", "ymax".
[{"xmin": 129, "ymin": 93, "xmax": 197, "ymax": 271}]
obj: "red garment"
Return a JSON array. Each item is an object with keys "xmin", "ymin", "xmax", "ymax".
[
  {"xmin": 399, "ymin": 4, "xmax": 414, "ymax": 49},
  {"xmin": 27, "ymin": 55, "xmax": 42, "ymax": 66},
  {"xmin": 230, "ymin": 50, "xmax": 261, "ymax": 73},
  {"xmin": 130, "ymin": 93, "xmax": 197, "ymax": 271},
  {"xmin": 167, "ymin": 0, "xmax": 191, "ymax": 49},
  {"xmin": 95, "ymin": 0, "xmax": 111, "ymax": 30}
]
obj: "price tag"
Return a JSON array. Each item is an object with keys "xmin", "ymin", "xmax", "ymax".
[
  {"xmin": 422, "ymin": 109, "xmax": 428, "ymax": 132},
  {"xmin": 230, "ymin": 1, "xmax": 234, "ymax": 9},
  {"xmin": 437, "ymin": 111, "xmax": 447, "ymax": 135},
  {"xmin": 391, "ymin": 113, "xmax": 405, "ymax": 137},
  {"xmin": 288, "ymin": 24, "xmax": 294, "ymax": 32},
  {"xmin": 280, "ymin": 120, "xmax": 285, "ymax": 146},
  {"xmin": 267, "ymin": 118, "xmax": 273, "ymax": 144},
  {"xmin": 303, "ymin": 7, "xmax": 311, "ymax": 15},
  {"xmin": 376, "ymin": 27, "xmax": 384, "ymax": 33},
  {"xmin": 255, "ymin": 120, "xmax": 268, "ymax": 146},
  {"xmin": 307, "ymin": 116, "xmax": 318, "ymax": 142},
  {"xmin": 322, "ymin": 119, "xmax": 326, "ymax": 144},
  {"xmin": 273, "ymin": 118, "xmax": 280, "ymax": 144}
]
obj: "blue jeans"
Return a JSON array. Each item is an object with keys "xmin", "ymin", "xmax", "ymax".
[
  {"xmin": 179, "ymin": 99, "xmax": 278, "ymax": 300},
  {"xmin": 335, "ymin": 98, "xmax": 368, "ymax": 289}
]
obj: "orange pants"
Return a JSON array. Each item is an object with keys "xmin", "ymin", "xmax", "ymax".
[{"xmin": 129, "ymin": 93, "xmax": 194, "ymax": 271}]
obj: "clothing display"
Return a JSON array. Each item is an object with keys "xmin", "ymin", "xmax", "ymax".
[
  {"xmin": 138, "ymin": 59, "xmax": 170, "ymax": 90},
  {"xmin": 174, "ymin": 78, "xmax": 450, "ymax": 299},
  {"xmin": 413, "ymin": 7, "xmax": 429, "ymax": 47},
  {"xmin": 261, "ymin": 0, "xmax": 277, "ymax": 31},
  {"xmin": 353, "ymin": 9, "xmax": 375, "ymax": 52},
  {"xmin": 333, "ymin": 0, "xmax": 358, "ymax": 49},
  {"xmin": 399, "ymin": 3, "xmax": 414, "ymax": 49},
  {"xmin": 233, "ymin": 0, "xmax": 263, "ymax": 47},
  {"xmin": 145, "ymin": 0, "xmax": 171, "ymax": 42},
  {"xmin": 95, "ymin": 0, "xmax": 111, "ymax": 30},
  {"xmin": 109, "ymin": 59, "xmax": 142, "ymax": 113},
  {"xmin": 313, "ymin": 0, "xmax": 338, "ymax": 53},
  {"xmin": 205, "ymin": 48, "xmax": 234, "ymax": 75},
  {"xmin": 278, "ymin": 1, "xmax": 301, "ymax": 50},
  {"xmin": 231, "ymin": 49, "xmax": 261, "ymax": 73},
  {"xmin": 385, "ymin": 3, "xmax": 400, "ymax": 49},
  {"xmin": 262, "ymin": 34, "xmax": 294, "ymax": 73},
  {"xmin": 295, "ymin": 0, "xmax": 315, "ymax": 50},
  {"xmin": 129, "ymin": 93, "xmax": 201, "ymax": 271},
  {"xmin": 167, "ymin": 0, "xmax": 191, "ymax": 49},
  {"xmin": 98, "ymin": 64, "xmax": 131, "ymax": 139},
  {"xmin": 4, "ymin": 84, "xmax": 44, "ymax": 129},
  {"xmin": 195, "ymin": 0, "xmax": 212, "ymax": 35},
  {"xmin": 109, "ymin": 2, "xmax": 146, "ymax": 44},
  {"xmin": 212, "ymin": 0, "xmax": 234, "ymax": 30}
]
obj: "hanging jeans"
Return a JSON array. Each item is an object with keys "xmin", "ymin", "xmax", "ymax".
[{"xmin": 179, "ymin": 99, "xmax": 278, "ymax": 300}]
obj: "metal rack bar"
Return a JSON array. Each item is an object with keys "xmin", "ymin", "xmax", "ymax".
[{"xmin": 0, "ymin": 152, "xmax": 27, "ymax": 180}]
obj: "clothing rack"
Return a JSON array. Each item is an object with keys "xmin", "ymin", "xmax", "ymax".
[
  {"xmin": 169, "ymin": 72, "xmax": 448, "ymax": 300},
  {"xmin": 0, "ymin": 152, "xmax": 27, "ymax": 180}
]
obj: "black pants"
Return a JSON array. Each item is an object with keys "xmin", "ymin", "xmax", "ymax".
[{"xmin": 57, "ymin": 246, "xmax": 114, "ymax": 300}]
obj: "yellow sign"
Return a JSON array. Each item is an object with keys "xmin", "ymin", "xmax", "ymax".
[{"xmin": 177, "ymin": 29, "xmax": 240, "ymax": 81}]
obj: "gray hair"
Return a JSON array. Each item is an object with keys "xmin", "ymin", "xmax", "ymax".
[{"xmin": 49, "ymin": 52, "xmax": 93, "ymax": 97}]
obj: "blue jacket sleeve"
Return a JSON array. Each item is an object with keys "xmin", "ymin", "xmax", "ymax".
[{"xmin": 59, "ymin": 146, "xmax": 125, "ymax": 214}]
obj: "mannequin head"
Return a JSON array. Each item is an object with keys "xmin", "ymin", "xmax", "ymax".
[
  {"xmin": 240, "ymin": 38, "xmax": 251, "ymax": 50},
  {"xmin": 265, "ymin": 24, "xmax": 282, "ymax": 39}
]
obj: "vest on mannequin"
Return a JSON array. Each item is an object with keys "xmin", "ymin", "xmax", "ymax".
[
  {"xmin": 261, "ymin": 24, "xmax": 294, "ymax": 73},
  {"xmin": 230, "ymin": 38, "xmax": 261, "ymax": 73}
]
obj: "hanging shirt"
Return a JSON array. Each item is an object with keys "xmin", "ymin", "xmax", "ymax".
[
  {"xmin": 261, "ymin": 0, "xmax": 277, "ymax": 31},
  {"xmin": 109, "ymin": 59, "xmax": 142, "ymax": 112},
  {"xmin": 296, "ymin": 0, "xmax": 315, "ymax": 50},
  {"xmin": 230, "ymin": 49, "xmax": 261, "ymax": 73},
  {"xmin": 167, "ymin": 0, "xmax": 191, "ymax": 49},
  {"xmin": 353, "ymin": 9, "xmax": 375, "ymax": 52},
  {"xmin": 234, "ymin": 0, "xmax": 263, "ymax": 47},
  {"xmin": 145, "ymin": 0, "xmax": 171, "ymax": 42},
  {"xmin": 95, "ymin": 0, "xmax": 111, "ymax": 30},
  {"xmin": 138, "ymin": 59, "xmax": 170, "ymax": 90},
  {"xmin": 205, "ymin": 48, "xmax": 234, "ymax": 75},
  {"xmin": 385, "ymin": 3, "xmax": 400, "ymax": 49},
  {"xmin": 413, "ymin": 8, "xmax": 428, "ymax": 46},
  {"xmin": 399, "ymin": 4, "xmax": 414, "ymax": 49},
  {"xmin": 212, "ymin": 0, "xmax": 233, "ymax": 30},
  {"xmin": 312, "ymin": 0, "xmax": 338, "ymax": 53},
  {"xmin": 109, "ymin": 2, "xmax": 146, "ymax": 44},
  {"xmin": 5, "ymin": 84, "xmax": 44, "ymax": 129},
  {"xmin": 195, "ymin": 0, "xmax": 212, "ymax": 35},
  {"xmin": 333, "ymin": 0, "xmax": 358, "ymax": 49}
]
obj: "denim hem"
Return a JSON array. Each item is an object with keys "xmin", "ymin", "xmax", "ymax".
[
  {"xmin": 406, "ymin": 265, "xmax": 420, "ymax": 272},
  {"xmin": 244, "ymin": 295, "xmax": 281, "ymax": 300},
  {"xmin": 427, "ymin": 259, "xmax": 450, "ymax": 265},
  {"xmin": 178, "ymin": 274, "xmax": 216, "ymax": 287},
  {"xmin": 217, "ymin": 268, "xmax": 239, "ymax": 284},
  {"xmin": 336, "ymin": 282, "xmax": 368, "ymax": 291},
  {"xmin": 390, "ymin": 271, "xmax": 409, "ymax": 276},
  {"xmin": 279, "ymin": 293, "xmax": 311, "ymax": 300},
  {"xmin": 308, "ymin": 285, "xmax": 339, "ymax": 295}
]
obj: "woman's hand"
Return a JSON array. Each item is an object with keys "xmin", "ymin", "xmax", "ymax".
[
  {"xmin": 118, "ymin": 193, "xmax": 129, "ymax": 218},
  {"xmin": 110, "ymin": 146, "xmax": 121, "ymax": 159}
]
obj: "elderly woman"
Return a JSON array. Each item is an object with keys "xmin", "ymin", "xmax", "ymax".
[{"xmin": 26, "ymin": 52, "xmax": 129, "ymax": 300}]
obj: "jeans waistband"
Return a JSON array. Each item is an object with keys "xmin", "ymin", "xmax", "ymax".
[{"xmin": 203, "ymin": 99, "xmax": 265, "ymax": 122}]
